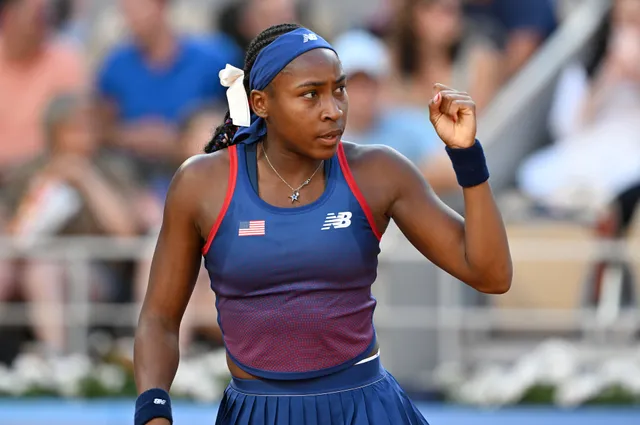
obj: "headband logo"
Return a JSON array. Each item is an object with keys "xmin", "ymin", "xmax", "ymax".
[{"xmin": 303, "ymin": 33, "xmax": 318, "ymax": 43}]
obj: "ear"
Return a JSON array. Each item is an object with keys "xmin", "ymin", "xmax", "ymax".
[{"xmin": 250, "ymin": 90, "xmax": 269, "ymax": 119}]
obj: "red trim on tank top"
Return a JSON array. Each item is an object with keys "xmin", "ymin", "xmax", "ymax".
[
  {"xmin": 202, "ymin": 145, "xmax": 238, "ymax": 255},
  {"xmin": 337, "ymin": 143, "xmax": 382, "ymax": 241}
]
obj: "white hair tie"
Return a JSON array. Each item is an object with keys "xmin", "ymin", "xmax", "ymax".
[{"xmin": 219, "ymin": 64, "xmax": 251, "ymax": 127}]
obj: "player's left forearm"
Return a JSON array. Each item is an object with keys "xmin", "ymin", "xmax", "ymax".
[{"xmin": 461, "ymin": 181, "xmax": 512, "ymax": 294}]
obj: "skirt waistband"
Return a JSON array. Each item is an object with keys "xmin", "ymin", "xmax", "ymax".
[{"xmin": 229, "ymin": 357, "xmax": 385, "ymax": 396}]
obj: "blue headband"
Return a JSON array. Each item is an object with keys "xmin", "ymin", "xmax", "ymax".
[{"xmin": 231, "ymin": 28, "xmax": 336, "ymax": 145}]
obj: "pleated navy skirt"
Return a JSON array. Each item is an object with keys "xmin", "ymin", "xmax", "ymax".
[{"xmin": 215, "ymin": 356, "xmax": 429, "ymax": 425}]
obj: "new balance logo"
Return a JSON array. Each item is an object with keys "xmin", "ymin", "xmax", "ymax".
[
  {"xmin": 154, "ymin": 398, "xmax": 166, "ymax": 405},
  {"xmin": 321, "ymin": 212, "xmax": 352, "ymax": 230},
  {"xmin": 303, "ymin": 33, "xmax": 318, "ymax": 43}
]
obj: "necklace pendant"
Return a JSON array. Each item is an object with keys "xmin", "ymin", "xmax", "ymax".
[{"xmin": 290, "ymin": 191, "xmax": 300, "ymax": 203}]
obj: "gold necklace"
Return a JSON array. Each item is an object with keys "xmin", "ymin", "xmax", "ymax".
[{"xmin": 262, "ymin": 143, "xmax": 324, "ymax": 203}]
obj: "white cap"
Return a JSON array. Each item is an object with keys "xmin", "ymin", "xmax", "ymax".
[{"xmin": 333, "ymin": 29, "xmax": 391, "ymax": 79}]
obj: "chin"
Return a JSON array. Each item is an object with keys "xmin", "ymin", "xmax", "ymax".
[{"xmin": 312, "ymin": 138, "xmax": 341, "ymax": 159}]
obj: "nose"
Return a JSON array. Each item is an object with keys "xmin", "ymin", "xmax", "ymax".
[{"xmin": 321, "ymin": 97, "xmax": 344, "ymax": 122}]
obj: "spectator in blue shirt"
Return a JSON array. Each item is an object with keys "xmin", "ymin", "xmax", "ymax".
[{"xmin": 96, "ymin": 0, "xmax": 226, "ymax": 201}]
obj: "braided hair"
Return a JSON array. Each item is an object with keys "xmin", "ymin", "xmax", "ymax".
[{"xmin": 204, "ymin": 23, "xmax": 302, "ymax": 154}]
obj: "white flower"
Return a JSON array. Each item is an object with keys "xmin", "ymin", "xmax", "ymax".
[
  {"xmin": 454, "ymin": 364, "xmax": 513, "ymax": 406},
  {"xmin": 0, "ymin": 364, "xmax": 21, "ymax": 395},
  {"xmin": 439, "ymin": 338, "xmax": 640, "ymax": 408},
  {"xmin": 94, "ymin": 364, "xmax": 126, "ymax": 393},
  {"xmin": 172, "ymin": 349, "xmax": 230, "ymax": 402},
  {"xmin": 527, "ymin": 339, "xmax": 578, "ymax": 385},
  {"xmin": 173, "ymin": 358, "xmax": 205, "ymax": 397},
  {"xmin": 50, "ymin": 354, "xmax": 94, "ymax": 397},
  {"xmin": 555, "ymin": 373, "xmax": 603, "ymax": 407},
  {"xmin": 13, "ymin": 353, "xmax": 55, "ymax": 390},
  {"xmin": 597, "ymin": 357, "xmax": 640, "ymax": 394}
]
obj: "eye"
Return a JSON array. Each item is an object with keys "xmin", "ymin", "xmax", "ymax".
[
  {"xmin": 335, "ymin": 85, "xmax": 346, "ymax": 94},
  {"xmin": 302, "ymin": 91, "xmax": 317, "ymax": 99}
]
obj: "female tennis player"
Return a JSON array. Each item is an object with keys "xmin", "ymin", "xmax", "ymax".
[{"xmin": 134, "ymin": 23, "xmax": 512, "ymax": 425}]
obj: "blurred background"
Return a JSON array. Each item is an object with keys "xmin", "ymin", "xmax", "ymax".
[{"xmin": 1, "ymin": 0, "xmax": 640, "ymax": 423}]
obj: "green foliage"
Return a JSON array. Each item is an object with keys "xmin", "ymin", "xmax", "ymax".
[
  {"xmin": 518, "ymin": 385, "xmax": 556, "ymax": 404},
  {"xmin": 584, "ymin": 385, "xmax": 640, "ymax": 406}
]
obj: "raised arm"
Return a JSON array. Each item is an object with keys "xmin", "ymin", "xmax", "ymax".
[
  {"xmin": 133, "ymin": 159, "xmax": 206, "ymax": 425},
  {"xmin": 386, "ymin": 84, "xmax": 512, "ymax": 294}
]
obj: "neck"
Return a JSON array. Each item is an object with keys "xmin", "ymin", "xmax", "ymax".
[
  {"xmin": 260, "ymin": 138, "xmax": 324, "ymax": 186},
  {"xmin": 139, "ymin": 25, "xmax": 177, "ymax": 66},
  {"xmin": 420, "ymin": 44, "xmax": 451, "ymax": 66}
]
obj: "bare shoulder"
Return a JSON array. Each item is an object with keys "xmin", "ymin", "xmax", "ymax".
[
  {"xmin": 341, "ymin": 141, "xmax": 420, "ymax": 183},
  {"xmin": 166, "ymin": 149, "xmax": 232, "ymax": 237},
  {"xmin": 174, "ymin": 150, "xmax": 230, "ymax": 188},
  {"xmin": 339, "ymin": 141, "xmax": 424, "ymax": 220}
]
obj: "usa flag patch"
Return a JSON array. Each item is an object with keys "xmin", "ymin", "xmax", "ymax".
[{"xmin": 238, "ymin": 220, "xmax": 265, "ymax": 236}]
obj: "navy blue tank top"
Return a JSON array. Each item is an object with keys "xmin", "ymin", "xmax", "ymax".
[{"xmin": 202, "ymin": 143, "xmax": 382, "ymax": 380}]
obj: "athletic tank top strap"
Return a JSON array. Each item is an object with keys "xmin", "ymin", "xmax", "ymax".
[
  {"xmin": 336, "ymin": 143, "xmax": 382, "ymax": 241},
  {"xmin": 202, "ymin": 144, "xmax": 238, "ymax": 255}
]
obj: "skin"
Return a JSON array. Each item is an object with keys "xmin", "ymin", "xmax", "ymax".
[
  {"xmin": 135, "ymin": 47, "xmax": 512, "ymax": 425},
  {"xmin": 0, "ymin": 0, "xmax": 48, "ymax": 61}
]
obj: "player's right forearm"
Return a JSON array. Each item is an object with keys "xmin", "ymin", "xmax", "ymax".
[{"xmin": 134, "ymin": 317, "xmax": 181, "ymax": 393}]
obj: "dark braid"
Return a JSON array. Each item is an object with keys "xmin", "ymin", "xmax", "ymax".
[{"xmin": 204, "ymin": 23, "xmax": 302, "ymax": 153}]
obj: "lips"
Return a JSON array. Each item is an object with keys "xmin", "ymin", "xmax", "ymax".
[{"xmin": 319, "ymin": 129, "xmax": 344, "ymax": 139}]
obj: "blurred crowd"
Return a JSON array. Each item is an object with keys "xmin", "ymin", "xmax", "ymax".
[{"xmin": 3, "ymin": 0, "xmax": 632, "ymax": 364}]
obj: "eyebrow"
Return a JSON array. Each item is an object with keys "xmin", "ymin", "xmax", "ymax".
[{"xmin": 296, "ymin": 74, "xmax": 347, "ymax": 89}]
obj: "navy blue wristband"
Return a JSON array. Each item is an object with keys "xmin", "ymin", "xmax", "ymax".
[
  {"xmin": 135, "ymin": 388, "xmax": 173, "ymax": 425},
  {"xmin": 445, "ymin": 140, "xmax": 489, "ymax": 188}
]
